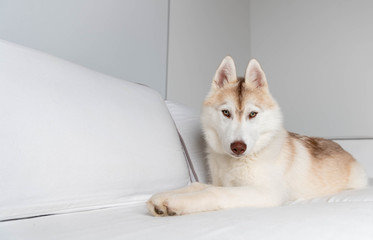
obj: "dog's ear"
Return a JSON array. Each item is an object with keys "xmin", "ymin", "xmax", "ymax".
[
  {"xmin": 213, "ymin": 56, "xmax": 237, "ymax": 88},
  {"xmin": 245, "ymin": 59, "xmax": 267, "ymax": 89}
]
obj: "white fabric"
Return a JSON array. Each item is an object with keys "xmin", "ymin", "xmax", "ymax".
[
  {"xmin": 166, "ymin": 100, "xmax": 209, "ymax": 183},
  {"xmin": 1, "ymin": 183, "xmax": 372, "ymax": 240},
  {"xmin": 0, "ymin": 40, "xmax": 190, "ymax": 221}
]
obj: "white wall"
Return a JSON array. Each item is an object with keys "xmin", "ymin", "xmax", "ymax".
[
  {"xmin": 250, "ymin": 0, "xmax": 373, "ymax": 138},
  {"xmin": 167, "ymin": 0, "xmax": 251, "ymax": 111},
  {"xmin": 0, "ymin": 0, "xmax": 168, "ymax": 97}
]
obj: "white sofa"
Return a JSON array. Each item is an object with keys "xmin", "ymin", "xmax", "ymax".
[{"xmin": 0, "ymin": 40, "xmax": 372, "ymax": 240}]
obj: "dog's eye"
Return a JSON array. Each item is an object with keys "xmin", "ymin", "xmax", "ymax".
[
  {"xmin": 249, "ymin": 111, "xmax": 258, "ymax": 119},
  {"xmin": 222, "ymin": 110, "xmax": 231, "ymax": 118}
]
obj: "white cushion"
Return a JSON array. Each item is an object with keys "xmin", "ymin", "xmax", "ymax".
[
  {"xmin": 166, "ymin": 100, "xmax": 209, "ymax": 183},
  {"xmin": 1, "ymin": 184, "xmax": 372, "ymax": 240},
  {"xmin": 0, "ymin": 40, "xmax": 190, "ymax": 221}
]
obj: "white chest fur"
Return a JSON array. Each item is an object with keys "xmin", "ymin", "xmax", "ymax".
[{"xmin": 208, "ymin": 153, "xmax": 258, "ymax": 187}]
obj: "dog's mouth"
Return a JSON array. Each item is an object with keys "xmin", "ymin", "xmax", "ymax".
[{"xmin": 229, "ymin": 152, "xmax": 248, "ymax": 159}]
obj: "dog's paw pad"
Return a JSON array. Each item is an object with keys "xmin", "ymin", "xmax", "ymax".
[
  {"xmin": 154, "ymin": 207, "xmax": 164, "ymax": 215},
  {"xmin": 147, "ymin": 200, "xmax": 165, "ymax": 217},
  {"xmin": 147, "ymin": 197, "xmax": 182, "ymax": 217},
  {"xmin": 167, "ymin": 210, "xmax": 176, "ymax": 216}
]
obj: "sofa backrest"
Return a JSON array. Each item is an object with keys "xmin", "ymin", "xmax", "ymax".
[{"xmin": 0, "ymin": 40, "xmax": 190, "ymax": 221}]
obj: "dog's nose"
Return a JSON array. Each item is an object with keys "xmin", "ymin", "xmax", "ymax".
[{"xmin": 230, "ymin": 141, "xmax": 247, "ymax": 155}]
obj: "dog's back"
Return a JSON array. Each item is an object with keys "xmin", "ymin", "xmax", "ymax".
[{"xmin": 284, "ymin": 132, "xmax": 367, "ymax": 200}]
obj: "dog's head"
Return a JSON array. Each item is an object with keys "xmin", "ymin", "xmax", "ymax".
[{"xmin": 201, "ymin": 56, "xmax": 283, "ymax": 158}]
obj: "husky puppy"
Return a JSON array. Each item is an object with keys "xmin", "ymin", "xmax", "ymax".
[{"xmin": 147, "ymin": 56, "xmax": 367, "ymax": 216}]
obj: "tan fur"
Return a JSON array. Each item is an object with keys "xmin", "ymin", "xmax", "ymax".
[
  {"xmin": 204, "ymin": 78, "xmax": 276, "ymax": 112},
  {"xmin": 287, "ymin": 132, "xmax": 356, "ymax": 197}
]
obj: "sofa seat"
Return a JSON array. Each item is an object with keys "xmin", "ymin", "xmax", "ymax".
[{"xmin": 1, "ymin": 184, "xmax": 372, "ymax": 240}]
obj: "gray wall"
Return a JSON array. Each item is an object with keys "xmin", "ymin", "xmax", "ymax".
[
  {"xmin": 0, "ymin": 0, "xmax": 168, "ymax": 97},
  {"xmin": 1, "ymin": 0, "xmax": 372, "ymax": 138},
  {"xmin": 167, "ymin": 0, "xmax": 251, "ymax": 109},
  {"xmin": 250, "ymin": 0, "xmax": 373, "ymax": 138}
]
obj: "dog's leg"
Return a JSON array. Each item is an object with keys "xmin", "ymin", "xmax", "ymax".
[
  {"xmin": 148, "ymin": 185, "xmax": 283, "ymax": 216},
  {"xmin": 147, "ymin": 182, "xmax": 210, "ymax": 216}
]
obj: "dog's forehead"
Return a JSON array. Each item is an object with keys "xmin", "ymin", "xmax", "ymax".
[
  {"xmin": 241, "ymin": 88, "xmax": 276, "ymax": 110},
  {"xmin": 205, "ymin": 78, "xmax": 276, "ymax": 110}
]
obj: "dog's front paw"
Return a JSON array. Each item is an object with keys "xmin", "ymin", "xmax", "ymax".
[{"xmin": 147, "ymin": 193, "xmax": 184, "ymax": 217}]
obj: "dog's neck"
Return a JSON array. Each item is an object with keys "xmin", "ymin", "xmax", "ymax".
[{"xmin": 245, "ymin": 127, "xmax": 288, "ymax": 162}]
